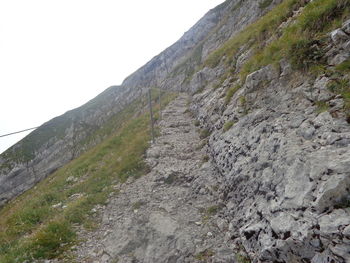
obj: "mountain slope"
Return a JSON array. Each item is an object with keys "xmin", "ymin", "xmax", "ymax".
[
  {"xmin": 0, "ymin": 0, "xmax": 350, "ymax": 262},
  {"xmin": 0, "ymin": 91, "xmax": 176, "ymax": 262},
  {"xmin": 0, "ymin": 86, "xmax": 145, "ymax": 207}
]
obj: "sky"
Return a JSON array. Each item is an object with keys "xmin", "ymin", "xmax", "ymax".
[{"xmin": 0, "ymin": 0, "xmax": 225, "ymax": 154}]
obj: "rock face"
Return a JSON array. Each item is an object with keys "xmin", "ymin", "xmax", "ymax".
[
  {"xmin": 0, "ymin": 86, "xmax": 146, "ymax": 207},
  {"xmin": 189, "ymin": 19, "xmax": 350, "ymax": 262}
]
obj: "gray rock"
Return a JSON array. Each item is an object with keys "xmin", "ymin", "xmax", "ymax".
[
  {"xmin": 280, "ymin": 58, "xmax": 292, "ymax": 76},
  {"xmin": 342, "ymin": 19, "xmax": 350, "ymax": 34},
  {"xmin": 319, "ymin": 209, "xmax": 350, "ymax": 235},
  {"xmin": 244, "ymin": 64, "xmax": 279, "ymax": 93},
  {"xmin": 330, "ymin": 29, "xmax": 349, "ymax": 45},
  {"xmin": 329, "ymin": 52, "xmax": 350, "ymax": 66}
]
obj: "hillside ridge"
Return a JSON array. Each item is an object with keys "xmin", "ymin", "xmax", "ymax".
[{"xmin": 0, "ymin": 0, "xmax": 350, "ymax": 262}]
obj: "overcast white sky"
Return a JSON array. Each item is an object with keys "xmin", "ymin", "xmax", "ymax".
[{"xmin": 0, "ymin": 0, "xmax": 224, "ymax": 154}]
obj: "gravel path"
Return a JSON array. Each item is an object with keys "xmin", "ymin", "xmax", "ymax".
[{"xmin": 73, "ymin": 93, "xmax": 233, "ymax": 263}]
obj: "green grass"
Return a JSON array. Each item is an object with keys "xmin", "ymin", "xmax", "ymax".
[
  {"xmin": 206, "ymin": 205, "xmax": 220, "ymax": 215},
  {"xmin": 225, "ymin": 84, "xmax": 241, "ymax": 105},
  {"xmin": 195, "ymin": 249, "xmax": 215, "ymax": 261},
  {"xmin": 203, "ymin": 0, "xmax": 350, "ymax": 83},
  {"xmin": 204, "ymin": 0, "xmax": 303, "ymax": 69},
  {"xmin": 236, "ymin": 254, "xmax": 251, "ymax": 263},
  {"xmin": 223, "ymin": 121, "xmax": 235, "ymax": 132},
  {"xmin": 327, "ymin": 77, "xmax": 350, "ymax": 119},
  {"xmin": 0, "ymin": 91, "xmax": 176, "ymax": 262},
  {"xmin": 315, "ymin": 101, "xmax": 330, "ymax": 113},
  {"xmin": 199, "ymin": 129, "xmax": 211, "ymax": 139},
  {"xmin": 335, "ymin": 59, "xmax": 350, "ymax": 73},
  {"xmin": 240, "ymin": 0, "xmax": 350, "ymax": 78}
]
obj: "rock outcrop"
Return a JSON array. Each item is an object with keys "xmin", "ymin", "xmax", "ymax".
[{"xmin": 189, "ymin": 18, "xmax": 350, "ymax": 263}]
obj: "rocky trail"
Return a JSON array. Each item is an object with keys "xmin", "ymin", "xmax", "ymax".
[{"xmin": 74, "ymin": 94, "xmax": 233, "ymax": 263}]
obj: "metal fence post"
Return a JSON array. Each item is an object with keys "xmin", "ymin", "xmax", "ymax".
[
  {"xmin": 148, "ymin": 89, "xmax": 155, "ymax": 143},
  {"xmin": 159, "ymin": 87, "xmax": 162, "ymax": 121}
]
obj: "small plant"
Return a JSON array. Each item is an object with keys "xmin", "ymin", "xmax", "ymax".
[
  {"xmin": 29, "ymin": 221, "xmax": 76, "ymax": 259},
  {"xmin": 132, "ymin": 201, "xmax": 144, "ymax": 210},
  {"xmin": 199, "ymin": 129, "xmax": 211, "ymax": 139},
  {"xmin": 335, "ymin": 60, "xmax": 350, "ymax": 72},
  {"xmin": 194, "ymin": 120, "xmax": 200, "ymax": 127},
  {"xmin": 225, "ymin": 85, "xmax": 241, "ymax": 105},
  {"xmin": 288, "ymin": 39, "xmax": 325, "ymax": 70},
  {"xmin": 223, "ymin": 121, "xmax": 235, "ymax": 132},
  {"xmin": 195, "ymin": 249, "xmax": 215, "ymax": 261},
  {"xmin": 236, "ymin": 253, "xmax": 251, "ymax": 263},
  {"xmin": 315, "ymin": 101, "xmax": 329, "ymax": 113},
  {"xmin": 239, "ymin": 96, "xmax": 246, "ymax": 105},
  {"xmin": 206, "ymin": 205, "xmax": 220, "ymax": 216},
  {"xmin": 259, "ymin": 0, "xmax": 273, "ymax": 9}
]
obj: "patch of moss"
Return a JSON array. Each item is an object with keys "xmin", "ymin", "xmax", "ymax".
[{"xmin": 223, "ymin": 121, "xmax": 235, "ymax": 132}]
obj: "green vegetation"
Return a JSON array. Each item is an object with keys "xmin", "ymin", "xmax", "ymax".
[
  {"xmin": 240, "ymin": 0, "xmax": 350, "ymax": 78},
  {"xmin": 204, "ymin": 0, "xmax": 304, "ymax": 69},
  {"xmin": 0, "ymin": 91, "xmax": 176, "ymax": 262},
  {"xmin": 236, "ymin": 253, "xmax": 251, "ymax": 263},
  {"xmin": 335, "ymin": 60, "xmax": 350, "ymax": 72},
  {"xmin": 327, "ymin": 77, "xmax": 350, "ymax": 120},
  {"xmin": 206, "ymin": 205, "xmax": 220, "ymax": 215},
  {"xmin": 223, "ymin": 121, "xmax": 235, "ymax": 132},
  {"xmin": 199, "ymin": 128, "xmax": 211, "ymax": 139},
  {"xmin": 203, "ymin": 0, "xmax": 350, "ymax": 82},
  {"xmin": 259, "ymin": 0, "xmax": 273, "ymax": 9},
  {"xmin": 315, "ymin": 101, "xmax": 330, "ymax": 113},
  {"xmin": 195, "ymin": 249, "xmax": 215, "ymax": 261},
  {"xmin": 194, "ymin": 120, "xmax": 200, "ymax": 127},
  {"xmin": 225, "ymin": 84, "xmax": 241, "ymax": 104},
  {"xmin": 201, "ymin": 204, "xmax": 222, "ymax": 223}
]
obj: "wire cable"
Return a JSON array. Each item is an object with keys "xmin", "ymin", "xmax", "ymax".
[{"xmin": 0, "ymin": 127, "xmax": 38, "ymax": 138}]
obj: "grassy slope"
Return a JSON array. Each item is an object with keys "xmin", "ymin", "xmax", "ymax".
[
  {"xmin": 203, "ymin": 0, "xmax": 350, "ymax": 117},
  {"xmin": 0, "ymin": 90, "xmax": 176, "ymax": 262}
]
